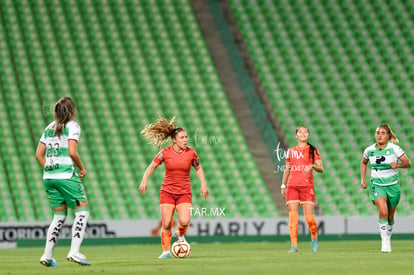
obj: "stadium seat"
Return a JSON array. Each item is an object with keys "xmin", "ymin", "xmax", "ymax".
[
  {"xmin": 229, "ymin": 0, "xmax": 414, "ymax": 215},
  {"xmin": 0, "ymin": 0, "xmax": 279, "ymax": 221}
]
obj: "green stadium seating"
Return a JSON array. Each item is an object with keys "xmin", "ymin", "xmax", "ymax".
[
  {"xmin": 0, "ymin": 0, "xmax": 278, "ymax": 221},
  {"xmin": 229, "ymin": 0, "xmax": 414, "ymax": 215}
]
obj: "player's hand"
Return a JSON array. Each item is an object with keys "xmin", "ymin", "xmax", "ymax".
[
  {"xmin": 360, "ymin": 179, "xmax": 367, "ymax": 189},
  {"xmin": 139, "ymin": 182, "xmax": 147, "ymax": 195},
  {"xmin": 281, "ymin": 188, "xmax": 286, "ymax": 199},
  {"xmin": 201, "ymin": 185, "xmax": 209, "ymax": 200},
  {"xmin": 79, "ymin": 169, "xmax": 86, "ymax": 178},
  {"xmin": 389, "ymin": 162, "xmax": 398, "ymax": 169}
]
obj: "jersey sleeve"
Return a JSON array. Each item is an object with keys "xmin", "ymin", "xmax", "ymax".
[
  {"xmin": 192, "ymin": 150, "xmax": 200, "ymax": 167},
  {"xmin": 153, "ymin": 149, "xmax": 164, "ymax": 165},
  {"xmin": 39, "ymin": 132, "xmax": 46, "ymax": 144},
  {"xmin": 363, "ymin": 147, "xmax": 369, "ymax": 159},
  {"xmin": 314, "ymin": 148, "xmax": 321, "ymax": 161},
  {"xmin": 68, "ymin": 121, "xmax": 81, "ymax": 141},
  {"xmin": 394, "ymin": 144, "xmax": 405, "ymax": 158}
]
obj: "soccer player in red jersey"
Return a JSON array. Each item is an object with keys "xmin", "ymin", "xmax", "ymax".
[
  {"xmin": 139, "ymin": 117, "xmax": 209, "ymax": 258},
  {"xmin": 281, "ymin": 126, "xmax": 324, "ymax": 253}
]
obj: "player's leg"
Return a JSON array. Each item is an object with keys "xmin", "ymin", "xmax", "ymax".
[
  {"xmin": 384, "ymin": 184, "xmax": 401, "ymax": 252},
  {"xmin": 287, "ymin": 202, "xmax": 299, "ymax": 252},
  {"xmin": 376, "ymin": 199, "xmax": 390, "ymax": 253},
  {"xmin": 67, "ymin": 202, "xmax": 90, "ymax": 264},
  {"xmin": 302, "ymin": 203, "xmax": 318, "ymax": 252},
  {"xmin": 175, "ymin": 193, "xmax": 192, "ymax": 241},
  {"xmin": 40, "ymin": 179, "xmax": 67, "ymax": 267},
  {"xmin": 374, "ymin": 197, "xmax": 390, "ymax": 252},
  {"xmin": 301, "ymin": 186, "xmax": 318, "ymax": 252},
  {"xmin": 158, "ymin": 190, "xmax": 176, "ymax": 258},
  {"xmin": 286, "ymin": 186, "xmax": 300, "ymax": 253},
  {"xmin": 369, "ymin": 183, "xmax": 391, "ymax": 252},
  {"xmin": 387, "ymin": 204, "xmax": 397, "ymax": 235},
  {"xmin": 59, "ymin": 175, "xmax": 91, "ymax": 264},
  {"xmin": 159, "ymin": 204, "xmax": 175, "ymax": 258}
]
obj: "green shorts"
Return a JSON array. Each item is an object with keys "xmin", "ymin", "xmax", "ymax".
[
  {"xmin": 44, "ymin": 174, "xmax": 88, "ymax": 209},
  {"xmin": 369, "ymin": 183, "xmax": 401, "ymax": 207}
]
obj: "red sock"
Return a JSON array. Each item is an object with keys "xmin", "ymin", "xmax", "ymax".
[
  {"xmin": 289, "ymin": 211, "xmax": 298, "ymax": 246},
  {"xmin": 161, "ymin": 229, "xmax": 172, "ymax": 251},
  {"xmin": 305, "ymin": 214, "xmax": 318, "ymax": 239},
  {"xmin": 178, "ymin": 223, "xmax": 189, "ymax": 237}
]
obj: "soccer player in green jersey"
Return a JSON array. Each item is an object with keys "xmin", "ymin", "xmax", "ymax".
[
  {"xmin": 35, "ymin": 96, "xmax": 90, "ymax": 266},
  {"xmin": 361, "ymin": 123, "xmax": 411, "ymax": 252}
]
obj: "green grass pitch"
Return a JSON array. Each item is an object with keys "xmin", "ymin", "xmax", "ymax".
[{"xmin": 1, "ymin": 240, "xmax": 414, "ymax": 275}]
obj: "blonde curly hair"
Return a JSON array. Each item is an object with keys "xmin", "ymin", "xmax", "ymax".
[{"xmin": 140, "ymin": 116, "xmax": 184, "ymax": 147}]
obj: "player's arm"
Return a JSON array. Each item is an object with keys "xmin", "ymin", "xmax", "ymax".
[
  {"xmin": 390, "ymin": 154, "xmax": 411, "ymax": 169},
  {"xmin": 281, "ymin": 162, "xmax": 290, "ymax": 198},
  {"xmin": 139, "ymin": 161, "xmax": 159, "ymax": 195},
  {"xmin": 194, "ymin": 164, "xmax": 209, "ymax": 200},
  {"xmin": 312, "ymin": 159, "xmax": 324, "ymax": 173},
  {"xmin": 360, "ymin": 158, "xmax": 369, "ymax": 189},
  {"xmin": 68, "ymin": 139, "xmax": 86, "ymax": 178},
  {"xmin": 35, "ymin": 142, "xmax": 46, "ymax": 168}
]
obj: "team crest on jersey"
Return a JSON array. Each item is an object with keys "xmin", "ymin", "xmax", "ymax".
[
  {"xmin": 156, "ymin": 152, "xmax": 164, "ymax": 160},
  {"xmin": 386, "ymin": 150, "xmax": 390, "ymax": 155}
]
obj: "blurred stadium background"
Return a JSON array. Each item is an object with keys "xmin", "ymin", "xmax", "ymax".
[{"xmin": 0, "ymin": 0, "xmax": 413, "ymax": 225}]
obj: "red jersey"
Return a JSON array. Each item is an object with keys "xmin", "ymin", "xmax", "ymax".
[
  {"xmin": 153, "ymin": 146, "xmax": 199, "ymax": 194},
  {"xmin": 286, "ymin": 145, "xmax": 321, "ymax": 187}
]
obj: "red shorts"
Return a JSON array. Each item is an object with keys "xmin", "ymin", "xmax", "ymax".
[
  {"xmin": 160, "ymin": 190, "xmax": 192, "ymax": 205},
  {"xmin": 286, "ymin": 185, "xmax": 315, "ymax": 205}
]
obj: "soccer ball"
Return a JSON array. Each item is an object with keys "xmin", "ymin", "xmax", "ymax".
[{"xmin": 171, "ymin": 240, "xmax": 191, "ymax": 258}]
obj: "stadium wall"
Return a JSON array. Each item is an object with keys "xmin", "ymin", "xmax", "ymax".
[{"xmin": 2, "ymin": 216, "xmax": 414, "ymax": 248}]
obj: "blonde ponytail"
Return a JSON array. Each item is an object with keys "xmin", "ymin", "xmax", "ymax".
[{"xmin": 141, "ymin": 116, "xmax": 178, "ymax": 147}]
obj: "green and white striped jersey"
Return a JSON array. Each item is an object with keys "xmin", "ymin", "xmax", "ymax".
[
  {"xmin": 39, "ymin": 120, "xmax": 81, "ymax": 179},
  {"xmin": 363, "ymin": 142, "xmax": 405, "ymax": 186}
]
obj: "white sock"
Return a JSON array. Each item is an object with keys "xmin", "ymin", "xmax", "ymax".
[
  {"xmin": 387, "ymin": 224, "xmax": 393, "ymax": 238},
  {"xmin": 379, "ymin": 223, "xmax": 387, "ymax": 241},
  {"xmin": 379, "ymin": 222, "xmax": 391, "ymax": 251},
  {"xmin": 387, "ymin": 224, "xmax": 393, "ymax": 250},
  {"xmin": 69, "ymin": 210, "xmax": 89, "ymax": 255},
  {"xmin": 379, "ymin": 222, "xmax": 387, "ymax": 235},
  {"xmin": 43, "ymin": 214, "xmax": 66, "ymax": 259}
]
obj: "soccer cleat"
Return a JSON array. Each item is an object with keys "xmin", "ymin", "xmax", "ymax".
[
  {"xmin": 381, "ymin": 243, "xmax": 391, "ymax": 253},
  {"xmin": 311, "ymin": 238, "xmax": 319, "ymax": 252},
  {"xmin": 40, "ymin": 256, "xmax": 58, "ymax": 267},
  {"xmin": 381, "ymin": 247, "xmax": 391, "ymax": 253},
  {"xmin": 67, "ymin": 252, "xmax": 91, "ymax": 266},
  {"xmin": 174, "ymin": 230, "xmax": 186, "ymax": 242},
  {"xmin": 381, "ymin": 241, "xmax": 391, "ymax": 253},
  {"xmin": 288, "ymin": 246, "xmax": 299, "ymax": 253},
  {"xmin": 158, "ymin": 251, "xmax": 171, "ymax": 259}
]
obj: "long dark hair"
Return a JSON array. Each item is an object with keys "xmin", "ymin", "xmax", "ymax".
[
  {"xmin": 54, "ymin": 96, "xmax": 76, "ymax": 137},
  {"xmin": 296, "ymin": 126, "xmax": 316, "ymax": 163}
]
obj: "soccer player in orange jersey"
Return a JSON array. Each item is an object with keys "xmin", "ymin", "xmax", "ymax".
[
  {"xmin": 139, "ymin": 117, "xmax": 209, "ymax": 259},
  {"xmin": 281, "ymin": 126, "xmax": 324, "ymax": 253}
]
